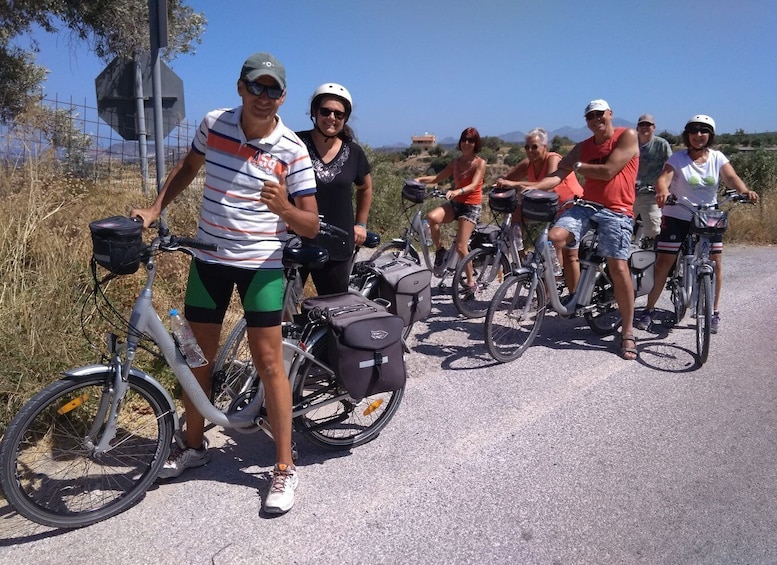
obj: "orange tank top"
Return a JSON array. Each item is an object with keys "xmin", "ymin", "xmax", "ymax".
[
  {"xmin": 579, "ymin": 128, "xmax": 637, "ymax": 216},
  {"xmin": 452, "ymin": 157, "xmax": 483, "ymax": 205},
  {"xmin": 527, "ymin": 152, "xmax": 583, "ymax": 205}
]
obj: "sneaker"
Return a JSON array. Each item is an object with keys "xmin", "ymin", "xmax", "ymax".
[
  {"xmin": 434, "ymin": 247, "xmax": 446, "ymax": 269},
  {"xmin": 635, "ymin": 309, "xmax": 654, "ymax": 330},
  {"xmin": 264, "ymin": 463, "xmax": 298, "ymax": 514},
  {"xmin": 711, "ymin": 311, "xmax": 720, "ymax": 334},
  {"xmin": 157, "ymin": 442, "xmax": 210, "ymax": 479},
  {"xmin": 462, "ymin": 282, "xmax": 478, "ymax": 301}
]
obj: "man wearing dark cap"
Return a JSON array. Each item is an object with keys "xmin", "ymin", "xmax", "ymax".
[
  {"xmin": 634, "ymin": 114, "xmax": 672, "ymax": 246},
  {"xmin": 132, "ymin": 52, "xmax": 317, "ymax": 514}
]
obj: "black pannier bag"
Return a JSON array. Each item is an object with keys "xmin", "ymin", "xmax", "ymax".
[
  {"xmin": 629, "ymin": 247, "xmax": 656, "ymax": 298},
  {"xmin": 401, "ymin": 178, "xmax": 427, "ymax": 204},
  {"xmin": 369, "ymin": 254, "xmax": 432, "ymax": 326},
  {"xmin": 471, "ymin": 224, "xmax": 500, "ymax": 249},
  {"xmin": 521, "ymin": 190, "xmax": 559, "ymax": 222},
  {"xmin": 89, "ymin": 216, "xmax": 145, "ymax": 275},
  {"xmin": 488, "ymin": 189, "xmax": 518, "ymax": 213},
  {"xmin": 302, "ymin": 293, "xmax": 406, "ymax": 400}
]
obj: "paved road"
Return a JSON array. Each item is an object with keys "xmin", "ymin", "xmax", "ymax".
[{"xmin": 2, "ymin": 245, "xmax": 776, "ymax": 564}]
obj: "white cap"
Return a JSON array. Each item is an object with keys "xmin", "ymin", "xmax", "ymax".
[{"xmin": 584, "ymin": 99, "xmax": 611, "ymax": 116}]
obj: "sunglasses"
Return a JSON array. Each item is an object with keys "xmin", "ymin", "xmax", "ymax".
[
  {"xmin": 524, "ymin": 144, "xmax": 540, "ymax": 151},
  {"xmin": 687, "ymin": 126, "xmax": 712, "ymax": 135},
  {"xmin": 242, "ymin": 80, "xmax": 284, "ymax": 99},
  {"xmin": 585, "ymin": 110, "xmax": 605, "ymax": 121},
  {"xmin": 318, "ymin": 107, "xmax": 346, "ymax": 120},
  {"xmin": 461, "ymin": 137, "xmax": 477, "ymax": 143},
  {"xmin": 637, "ymin": 121, "xmax": 654, "ymax": 127}
]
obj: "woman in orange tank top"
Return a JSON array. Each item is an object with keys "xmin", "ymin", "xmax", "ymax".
[{"xmin": 494, "ymin": 128, "xmax": 583, "ymax": 291}]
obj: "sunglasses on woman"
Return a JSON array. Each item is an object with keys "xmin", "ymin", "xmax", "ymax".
[
  {"xmin": 461, "ymin": 137, "xmax": 477, "ymax": 143},
  {"xmin": 524, "ymin": 144, "xmax": 540, "ymax": 151},
  {"xmin": 318, "ymin": 107, "xmax": 346, "ymax": 120},
  {"xmin": 687, "ymin": 126, "xmax": 712, "ymax": 135},
  {"xmin": 241, "ymin": 80, "xmax": 284, "ymax": 99}
]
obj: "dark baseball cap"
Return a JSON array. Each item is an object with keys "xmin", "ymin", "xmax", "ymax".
[{"xmin": 240, "ymin": 52, "xmax": 286, "ymax": 91}]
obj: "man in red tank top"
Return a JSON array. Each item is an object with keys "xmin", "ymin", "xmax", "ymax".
[{"xmin": 521, "ymin": 99, "xmax": 640, "ymax": 360}]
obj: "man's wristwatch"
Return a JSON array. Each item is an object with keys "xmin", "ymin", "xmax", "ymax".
[{"xmin": 573, "ymin": 161, "xmax": 582, "ymax": 172}]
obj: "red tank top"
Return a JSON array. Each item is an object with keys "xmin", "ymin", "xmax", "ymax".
[
  {"xmin": 579, "ymin": 128, "xmax": 638, "ymax": 216},
  {"xmin": 528, "ymin": 152, "xmax": 583, "ymax": 205},
  {"xmin": 452, "ymin": 157, "xmax": 483, "ymax": 205}
]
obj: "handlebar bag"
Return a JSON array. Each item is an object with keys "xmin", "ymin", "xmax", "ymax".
[
  {"xmin": 401, "ymin": 179, "xmax": 427, "ymax": 204},
  {"xmin": 521, "ymin": 190, "xmax": 559, "ymax": 222},
  {"xmin": 369, "ymin": 254, "xmax": 432, "ymax": 326},
  {"xmin": 471, "ymin": 224, "xmax": 500, "ymax": 249},
  {"xmin": 488, "ymin": 189, "xmax": 518, "ymax": 213},
  {"xmin": 691, "ymin": 209, "xmax": 728, "ymax": 236},
  {"xmin": 302, "ymin": 293, "xmax": 407, "ymax": 401},
  {"xmin": 89, "ymin": 216, "xmax": 144, "ymax": 275}
]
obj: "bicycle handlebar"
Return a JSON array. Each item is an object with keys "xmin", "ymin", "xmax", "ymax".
[{"xmin": 666, "ymin": 190, "xmax": 752, "ymax": 211}]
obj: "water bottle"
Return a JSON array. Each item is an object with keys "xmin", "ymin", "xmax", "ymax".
[
  {"xmin": 169, "ymin": 308, "xmax": 208, "ymax": 368},
  {"xmin": 422, "ymin": 219, "xmax": 433, "ymax": 247},
  {"xmin": 511, "ymin": 223, "xmax": 524, "ymax": 250},
  {"xmin": 547, "ymin": 241, "xmax": 562, "ymax": 277}
]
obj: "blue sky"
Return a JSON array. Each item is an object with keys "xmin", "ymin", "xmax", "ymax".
[{"xmin": 20, "ymin": 0, "xmax": 777, "ymax": 147}]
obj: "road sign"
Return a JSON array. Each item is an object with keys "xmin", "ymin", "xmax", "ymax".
[{"xmin": 95, "ymin": 54, "xmax": 184, "ymax": 141}]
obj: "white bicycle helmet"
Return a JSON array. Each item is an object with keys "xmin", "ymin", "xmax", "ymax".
[
  {"xmin": 685, "ymin": 114, "xmax": 716, "ymax": 133},
  {"xmin": 311, "ymin": 83, "xmax": 353, "ymax": 115}
]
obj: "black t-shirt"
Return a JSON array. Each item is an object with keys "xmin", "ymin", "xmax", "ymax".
[{"xmin": 297, "ymin": 130, "xmax": 371, "ymax": 261}]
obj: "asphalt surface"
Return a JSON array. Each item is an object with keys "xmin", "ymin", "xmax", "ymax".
[{"xmin": 1, "ymin": 245, "xmax": 776, "ymax": 564}]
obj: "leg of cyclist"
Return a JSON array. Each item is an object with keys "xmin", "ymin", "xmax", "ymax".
[
  {"xmin": 711, "ymin": 239, "xmax": 723, "ymax": 332},
  {"xmin": 426, "ymin": 203, "xmax": 454, "ymax": 268},
  {"xmin": 636, "ymin": 218, "xmax": 684, "ymax": 329},
  {"xmin": 561, "ymin": 247, "xmax": 580, "ymax": 292},
  {"xmin": 455, "ymin": 215, "xmax": 477, "ymax": 287}
]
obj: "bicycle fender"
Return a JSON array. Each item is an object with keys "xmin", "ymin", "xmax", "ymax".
[{"xmin": 63, "ymin": 364, "xmax": 179, "ymax": 428}]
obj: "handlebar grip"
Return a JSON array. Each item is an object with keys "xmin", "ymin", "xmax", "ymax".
[
  {"xmin": 319, "ymin": 221, "xmax": 349, "ymax": 239},
  {"xmin": 173, "ymin": 237, "xmax": 219, "ymax": 252}
]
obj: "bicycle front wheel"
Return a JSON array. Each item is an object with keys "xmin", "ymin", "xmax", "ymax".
[
  {"xmin": 368, "ymin": 241, "xmax": 421, "ymax": 265},
  {"xmin": 0, "ymin": 372, "xmax": 174, "ymax": 529},
  {"xmin": 452, "ymin": 247, "xmax": 511, "ymax": 319},
  {"xmin": 293, "ymin": 339, "xmax": 404, "ymax": 449},
  {"xmin": 484, "ymin": 273, "xmax": 546, "ymax": 363},
  {"xmin": 696, "ymin": 273, "xmax": 713, "ymax": 365}
]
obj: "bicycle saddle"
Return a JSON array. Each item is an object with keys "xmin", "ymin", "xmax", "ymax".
[{"xmin": 283, "ymin": 245, "xmax": 329, "ymax": 269}]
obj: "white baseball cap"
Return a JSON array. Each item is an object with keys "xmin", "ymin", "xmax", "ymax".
[{"xmin": 584, "ymin": 99, "xmax": 611, "ymax": 116}]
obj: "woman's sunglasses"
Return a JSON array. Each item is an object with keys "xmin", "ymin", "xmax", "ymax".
[{"xmin": 318, "ymin": 107, "xmax": 346, "ymax": 120}]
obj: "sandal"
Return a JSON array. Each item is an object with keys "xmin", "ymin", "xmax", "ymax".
[{"xmin": 620, "ymin": 333, "xmax": 638, "ymax": 360}]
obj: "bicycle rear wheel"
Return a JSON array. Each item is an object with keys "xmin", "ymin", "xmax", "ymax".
[
  {"xmin": 484, "ymin": 272, "xmax": 546, "ymax": 363},
  {"xmin": 584, "ymin": 270, "xmax": 623, "ymax": 335},
  {"xmin": 293, "ymin": 339, "xmax": 404, "ymax": 448},
  {"xmin": 211, "ymin": 318, "xmax": 258, "ymax": 411},
  {"xmin": 0, "ymin": 372, "xmax": 174, "ymax": 529},
  {"xmin": 452, "ymin": 247, "xmax": 511, "ymax": 319},
  {"xmin": 695, "ymin": 273, "xmax": 713, "ymax": 365}
]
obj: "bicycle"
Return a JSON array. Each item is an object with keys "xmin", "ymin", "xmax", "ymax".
[
  {"xmin": 0, "ymin": 220, "xmax": 403, "ymax": 529},
  {"xmin": 451, "ymin": 188, "xmax": 523, "ymax": 318},
  {"xmin": 484, "ymin": 195, "xmax": 629, "ymax": 363},
  {"xmin": 212, "ymin": 226, "xmax": 383, "ymax": 413},
  {"xmin": 661, "ymin": 190, "xmax": 751, "ymax": 364},
  {"xmin": 369, "ymin": 179, "xmax": 466, "ymax": 291}
]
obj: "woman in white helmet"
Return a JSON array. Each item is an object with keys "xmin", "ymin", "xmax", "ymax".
[
  {"xmin": 296, "ymin": 83, "xmax": 373, "ymax": 295},
  {"xmin": 636, "ymin": 115, "xmax": 759, "ymax": 334}
]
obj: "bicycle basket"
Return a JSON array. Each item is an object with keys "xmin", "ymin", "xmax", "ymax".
[
  {"xmin": 690, "ymin": 209, "xmax": 728, "ymax": 236},
  {"xmin": 488, "ymin": 189, "xmax": 517, "ymax": 213},
  {"xmin": 401, "ymin": 179, "xmax": 426, "ymax": 204},
  {"xmin": 521, "ymin": 190, "xmax": 559, "ymax": 222},
  {"xmin": 89, "ymin": 216, "xmax": 145, "ymax": 275}
]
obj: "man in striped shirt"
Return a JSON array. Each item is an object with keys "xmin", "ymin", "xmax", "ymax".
[{"xmin": 132, "ymin": 52, "xmax": 317, "ymax": 514}]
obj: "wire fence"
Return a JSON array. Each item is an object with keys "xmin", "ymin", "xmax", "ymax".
[{"xmin": 0, "ymin": 94, "xmax": 202, "ymax": 194}]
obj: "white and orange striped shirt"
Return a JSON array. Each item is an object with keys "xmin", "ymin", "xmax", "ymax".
[{"xmin": 190, "ymin": 107, "xmax": 316, "ymax": 269}]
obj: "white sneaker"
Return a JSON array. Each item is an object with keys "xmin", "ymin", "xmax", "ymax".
[
  {"xmin": 264, "ymin": 463, "xmax": 298, "ymax": 514},
  {"xmin": 157, "ymin": 442, "xmax": 210, "ymax": 479}
]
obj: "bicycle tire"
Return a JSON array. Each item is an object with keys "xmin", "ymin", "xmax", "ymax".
[
  {"xmin": 696, "ymin": 272, "xmax": 713, "ymax": 365},
  {"xmin": 211, "ymin": 318, "xmax": 257, "ymax": 412},
  {"xmin": 452, "ymin": 247, "xmax": 511, "ymax": 319},
  {"xmin": 368, "ymin": 241, "xmax": 421, "ymax": 265},
  {"xmin": 584, "ymin": 270, "xmax": 623, "ymax": 335},
  {"xmin": 0, "ymin": 372, "xmax": 174, "ymax": 529},
  {"xmin": 292, "ymin": 338, "xmax": 404, "ymax": 449},
  {"xmin": 484, "ymin": 272, "xmax": 546, "ymax": 363}
]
